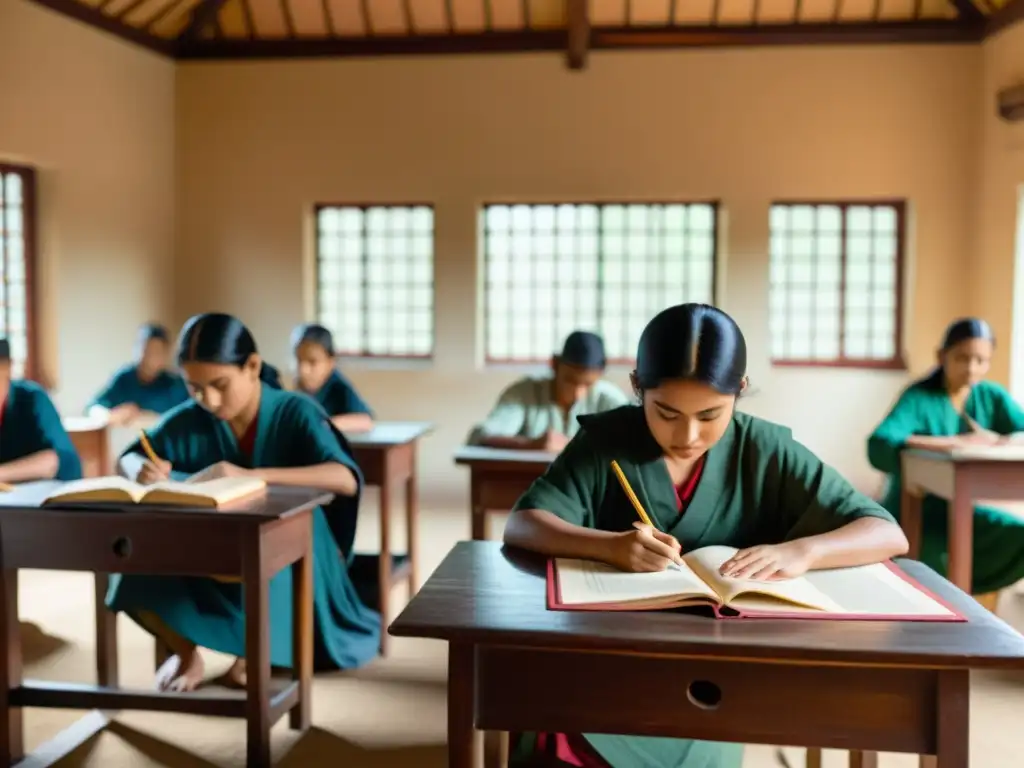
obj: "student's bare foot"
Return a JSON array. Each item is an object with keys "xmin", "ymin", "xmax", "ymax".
[
  {"xmin": 218, "ymin": 657, "xmax": 247, "ymax": 689},
  {"xmin": 154, "ymin": 647, "xmax": 205, "ymax": 692}
]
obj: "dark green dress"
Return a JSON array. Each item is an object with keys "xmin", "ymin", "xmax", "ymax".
[
  {"xmin": 868, "ymin": 378, "xmax": 1024, "ymax": 594},
  {"xmin": 1, "ymin": 380, "xmax": 82, "ymax": 481},
  {"xmin": 88, "ymin": 364, "xmax": 190, "ymax": 414},
  {"xmin": 105, "ymin": 384, "xmax": 380, "ymax": 669},
  {"xmin": 510, "ymin": 405, "xmax": 896, "ymax": 768}
]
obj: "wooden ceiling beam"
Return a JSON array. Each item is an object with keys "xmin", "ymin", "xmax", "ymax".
[
  {"xmin": 566, "ymin": 0, "xmax": 590, "ymax": 70},
  {"xmin": 986, "ymin": 0, "xmax": 1024, "ymax": 37},
  {"xmin": 178, "ymin": 0, "xmax": 229, "ymax": 41},
  {"xmin": 947, "ymin": 0, "xmax": 984, "ymax": 22},
  {"xmin": 26, "ymin": 0, "xmax": 175, "ymax": 56},
  {"xmin": 176, "ymin": 20, "xmax": 981, "ymax": 60}
]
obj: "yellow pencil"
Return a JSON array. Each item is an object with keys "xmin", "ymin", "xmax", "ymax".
[
  {"xmin": 138, "ymin": 430, "xmax": 161, "ymax": 465},
  {"xmin": 610, "ymin": 460, "xmax": 656, "ymax": 528}
]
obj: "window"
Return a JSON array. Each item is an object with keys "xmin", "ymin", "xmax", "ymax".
[
  {"xmin": 482, "ymin": 202, "xmax": 717, "ymax": 363},
  {"xmin": 315, "ymin": 204, "xmax": 434, "ymax": 358},
  {"xmin": 0, "ymin": 164, "xmax": 36, "ymax": 380},
  {"xmin": 768, "ymin": 201, "xmax": 905, "ymax": 368}
]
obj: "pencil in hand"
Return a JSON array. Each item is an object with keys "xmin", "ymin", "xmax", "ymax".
[
  {"xmin": 138, "ymin": 430, "xmax": 161, "ymax": 466},
  {"xmin": 610, "ymin": 460, "xmax": 683, "ymax": 570}
]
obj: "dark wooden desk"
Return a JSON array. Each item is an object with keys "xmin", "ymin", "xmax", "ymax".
[
  {"xmin": 348, "ymin": 421, "xmax": 433, "ymax": 655},
  {"xmin": 902, "ymin": 446, "xmax": 1024, "ymax": 593},
  {"xmin": 390, "ymin": 541, "xmax": 1024, "ymax": 768},
  {"xmin": 454, "ymin": 447, "xmax": 555, "ymax": 541},
  {"xmin": 0, "ymin": 482, "xmax": 326, "ymax": 768},
  {"xmin": 62, "ymin": 416, "xmax": 111, "ymax": 478}
]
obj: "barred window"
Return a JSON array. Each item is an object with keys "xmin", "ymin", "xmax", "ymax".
[{"xmin": 0, "ymin": 164, "xmax": 37, "ymax": 379}]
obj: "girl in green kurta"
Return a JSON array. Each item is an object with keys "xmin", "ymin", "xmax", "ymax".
[
  {"xmin": 868, "ymin": 317, "xmax": 1024, "ymax": 598},
  {"xmin": 107, "ymin": 313, "xmax": 380, "ymax": 692},
  {"xmin": 503, "ymin": 303, "xmax": 909, "ymax": 768}
]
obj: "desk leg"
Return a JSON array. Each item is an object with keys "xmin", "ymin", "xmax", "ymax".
[
  {"xmin": 805, "ymin": 748, "xmax": 822, "ymax": 768},
  {"xmin": 470, "ymin": 473, "xmax": 487, "ymax": 541},
  {"xmin": 849, "ymin": 751, "xmax": 878, "ymax": 768},
  {"xmin": 94, "ymin": 573, "xmax": 119, "ymax": 688},
  {"xmin": 947, "ymin": 481, "xmax": 974, "ymax": 593},
  {"xmin": 290, "ymin": 519, "xmax": 313, "ymax": 732},
  {"xmin": 448, "ymin": 643, "xmax": 479, "ymax": 768},
  {"xmin": 929, "ymin": 669, "xmax": 969, "ymax": 768},
  {"xmin": 483, "ymin": 731, "xmax": 508, "ymax": 768},
  {"xmin": 0, "ymin": 569, "xmax": 23, "ymax": 765},
  {"xmin": 244, "ymin": 530, "xmax": 272, "ymax": 768},
  {"xmin": 902, "ymin": 488, "xmax": 924, "ymax": 560},
  {"xmin": 406, "ymin": 442, "xmax": 420, "ymax": 595},
  {"xmin": 379, "ymin": 466, "xmax": 393, "ymax": 657}
]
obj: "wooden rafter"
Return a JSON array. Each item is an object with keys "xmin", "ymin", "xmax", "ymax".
[
  {"xmin": 26, "ymin": 0, "xmax": 175, "ymax": 55},
  {"xmin": 948, "ymin": 0, "xmax": 985, "ymax": 21},
  {"xmin": 987, "ymin": 0, "xmax": 1024, "ymax": 36},
  {"xmin": 178, "ymin": 0, "xmax": 228, "ymax": 41},
  {"xmin": 566, "ymin": 0, "xmax": 590, "ymax": 70}
]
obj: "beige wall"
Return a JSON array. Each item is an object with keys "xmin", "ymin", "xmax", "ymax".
[
  {"xmin": 176, "ymin": 46, "xmax": 980, "ymax": 503},
  {"xmin": 0, "ymin": 0, "xmax": 176, "ymax": 412},
  {"xmin": 976, "ymin": 23, "xmax": 1024, "ymax": 391}
]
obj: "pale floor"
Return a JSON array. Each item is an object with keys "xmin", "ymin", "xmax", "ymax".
[{"xmin": 14, "ymin": 497, "xmax": 1024, "ymax": 767}]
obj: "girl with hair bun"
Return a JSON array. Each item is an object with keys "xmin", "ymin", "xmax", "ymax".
[
  {"xmin": 504, "ymin": 303, "xmax": 908, "ymax": 768},
  {"xmin": 107, "ymin": 313, "xmax": 379, "ymax": 692}
]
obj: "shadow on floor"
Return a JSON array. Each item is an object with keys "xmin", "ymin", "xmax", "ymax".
[{"xmin": 21, "ymin": 621, "xmax": 71, "ymax": 665}]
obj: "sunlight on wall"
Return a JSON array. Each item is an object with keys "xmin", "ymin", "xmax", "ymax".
[{"xmin": 1011, "ymin": 186, "xmax": 1024, "ymax": 401}]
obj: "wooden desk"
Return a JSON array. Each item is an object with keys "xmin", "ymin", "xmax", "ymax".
[
  {"xmin": 348, "ymin": 421, "xmax": 433, "ymax": 655},
  {"xmin": 390, "ymin": 541, "xmax": 1024, "ymax": 768},
  {"xmin": 62, "ymin": 416, "xmax": 111, "ymax": 478},
  {"xmin": 0, "ymin": 482, "xmax": 325, "ymax": 768},
  {"xmin": 901, "ymin": 446, "xmax": 1024, "ymax": 592},
  {"xmin": 454, "ymin": 447, "xmax": 555, "ymax": 541}
]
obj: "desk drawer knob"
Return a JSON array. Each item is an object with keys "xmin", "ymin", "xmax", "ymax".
[
  {"xmin": 112, "ymin": 537, "xmax": 132, "ymax": 559},
  {"xmin": 686, "ymin": 680, "xmax": 721, "ymax": 710}
]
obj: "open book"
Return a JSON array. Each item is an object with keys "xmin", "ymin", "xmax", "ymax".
[
  {"xmin": 548, "ymin": 545, "xmax": 963, "ymax": 622},
  {"xmin": 41, "ymin": 475, "xmax": 267, "ymax": 510}
]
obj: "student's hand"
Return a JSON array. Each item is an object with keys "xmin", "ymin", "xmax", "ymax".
[
  {"xmin": 137, "ymin": 458, "xmax": 172, "ymax": 485},
  {"xmin": 188, "ymin": 461, "xmax": 249, "ymax": 483},
  {"xmin": 536, "ymin": 431, "xmax": 570, "ymax": 453},
  {"xmin": 719, "ymin": 540, "xmax": 814, "ymax": 581},
  {"xmin": 955, "ymin": 431, "xmax": 1006, "ymax": 447},
  {"xmin": 606, "ymin": 522, "xmax": 683, "ymax": 573},
  {"xmin": 109, "ymin": 403, "xmax": 140, "ymax": 426}
]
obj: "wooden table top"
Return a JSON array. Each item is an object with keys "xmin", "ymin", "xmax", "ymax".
[
  {"xmin": 389, "ymin": 541, "xmax": 1024, "ymax": 670},
  {"xmin": 0, "ymin": 481, "xmax": 331, "ymax": 523},
  {"xmin": 453, "ymin": 445, "xmax": 557, "ymax": 466},
  {"xmin": 905, "ymin": 445, "xmax": 1024, "ymax": 462},
  {"xmin": 346, "ymin": 421, "xmax": 434, "ymax": 448}
]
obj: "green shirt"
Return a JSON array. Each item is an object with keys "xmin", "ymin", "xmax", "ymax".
[{"xmin": 471, "ymin": 373, "xmax": 630, "ymax": 444}]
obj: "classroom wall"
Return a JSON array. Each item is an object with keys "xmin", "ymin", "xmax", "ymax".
[
  {"xmin": 176, "ymin": 45, "xmax": 979, "ymax": 504},
  {"xmin": 975, "ymin": 23, "xmax": 1024, "ymax": 391},
  {"xmin": 0, "ymin": 0, "xmax": 176, "ymax": 411}
]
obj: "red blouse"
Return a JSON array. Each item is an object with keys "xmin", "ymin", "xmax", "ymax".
[
  {"xmin": 521, "ymin": 456, "xmax": 707, "ymax": 767},
  {"xmin": 237, "ymin": 418, "xmax": 258, "ymax": 460}
]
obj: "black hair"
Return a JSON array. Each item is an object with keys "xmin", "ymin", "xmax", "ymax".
[
  {"xmin": 920, "ymin": 317, "xmax": 996, "ymax": 390},
  {"xmin": 290, "ymin": 323, "xmax": 336, "ymax": 357},
  {"xmin": 0, "ymin": 338, "xmax": 10, "ymax": 362},
  {"xmin": 177, "ymin": 313, "xmax": 258, "ymax": 369},
  {"xmin": 138, "ymin": 322, "xmax": 170, "ymax": 344},
  {"xmin": 634, "ymin": 303, "xmax": 747, "ymax": 396}
]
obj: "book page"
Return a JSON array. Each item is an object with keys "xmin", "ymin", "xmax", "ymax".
[
  {"xmin": 685, "ymin": 546, "xmax": 843, "ymax": 612},
  {"xmin": 555, "ymin": 558, "xmax": 718, "ymax": 606},
  {"xmin": 143, "ymin": 476, "xmax": 267, "ymax": 505},
  {"xmin": 43, "ymin": 476, "xmax": 145, "ymax": 503},
  {"xmin": 800, "ymin": 563, "xmax": 955, "ymax": 617}
]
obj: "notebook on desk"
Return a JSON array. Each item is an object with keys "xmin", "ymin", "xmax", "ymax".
[
  {"xmin": 40, "ymin": 476, "xmax": 267, "ymax": 510},
  {"xmin": 547, "ymin": 545, "xmax": 964, "ymax": 621}
]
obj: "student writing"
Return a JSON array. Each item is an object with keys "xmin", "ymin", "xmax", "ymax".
[
  {"xmin": 470, "ymin": 330, "xmax": 629, "ymax": 452},
  {"xmin": 87, "ymin": 323, "xmax": 190, "ymax": 425},
  {"xmin": 503, "ymin": 303, "xmax": 908, "ymax": 768},
  {"xmin": 291, "ymin": 323, "xmax": 373, "ymax": 433},
  {"xmin": 0, "ymin": 339, "xmax": 81, "ymax": 483},
  {"xmin": 868, "ymin": 317, "xmax": 1024, "ymax": 601},
  {"xmin": 108, "ymin": 313, "xmax": 379, "ymax": 692}
]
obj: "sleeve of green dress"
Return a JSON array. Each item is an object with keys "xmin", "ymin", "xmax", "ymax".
[
  {"xmin": 989, "ymin": 384, "xmax": 1024, "ymax": 434},
  {"xmin": 120, "ymin": 405, "xmax": 204, "ymax": 482},
  {"xmin": 511, "ymin": 434, "xmax": 605, "ymax": 528},
  {"xmin": 867, "ymin": 388, "xmax": 922, "ymax": 474},
  {"xmin": 470, "ymin": 383, "xmax": 529, "ymax": 442},
  {"xmin": 775, "ymin": 433, "xmax": 897, "ymax": 541}
]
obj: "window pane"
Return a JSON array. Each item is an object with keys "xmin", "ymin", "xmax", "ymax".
[
  {"xmin": 315, "ymin": 205, "xmax": 435, "ymax": 357},
  {"xmin": 483, "ymin": 202, "xmax": 717, "ymax": 363}
]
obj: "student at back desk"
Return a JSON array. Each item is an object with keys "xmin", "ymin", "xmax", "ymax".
[
  {"xmin": 503, "ymin": 304, "xmax": 908, "ymax": 768},
  {"xmin": 868, "ymin": 317, "xmax": 1024, "ymax": 609},
  {"xmin": 87, "ymin": 323, "xmax": 189, "ymax": 426},
  {"xmin": 0, "ymin": 338, "xmax": 80, "ymax": 483},
  {"xmin": 470, "ymin": 331, "xmax": 629, "ymax": 453},
  {"xmin": 107, "ymin": 313, "xmax": 380, "ymax": 692},
  {"xmin": 291, "ymin": 323, "xmax": 373, "ymax": 433}
]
